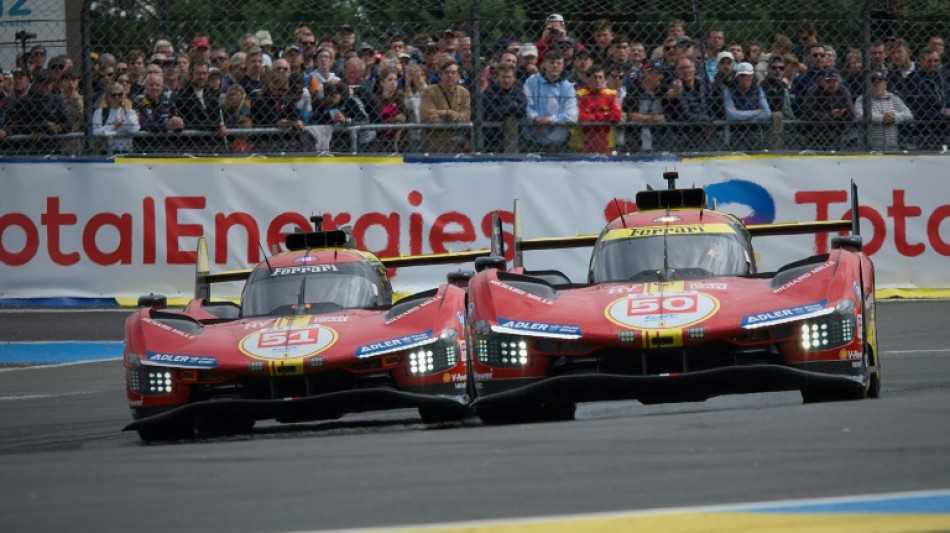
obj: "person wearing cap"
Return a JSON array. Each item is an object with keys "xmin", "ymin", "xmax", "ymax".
[
  {"xmin": 29, "ymin": 45, "xmax": 47, "ymax": 77},
  {"xmin": 723, "ymin": 62, "xmax": 771, "ymax": 150},
  {"xmin": 419, "ymin": 57, "xmax": 471, "ymax": 153},
  {"xmin": 710, "ymin": 51, "xmax": 736, "ymax": 119},
  {"xmin": 569, "ymin": 48, "xmax": 594, "ymax": 87},
  {"xmin": 801, "ymin": 67, "xmax": 855, "ymax": 149},
  {"xmin": 11, "ymin": 68, "xmax": 32, "ymax": 101},
  {"xmin": 420, "ymin": 41, "xmax": 444, "ymax": 84},
  {"xmin": 517, "ymin": 44, "xmax": 540, "ymax": 82},
  {"xmin": 854, "ymin": 70, "xmax": 912, "ymax": 151},
  {"xmin": 535, "ymin": 13, "xmax": 569, "ymax": 61},
  {"xmin": 522, "ymin": 51, "xmax": 578, "ymax": 151},
  {"xmin": 623, "ymin": 62, "xmax": 669, "ymax": 152},
  {"xmin": 8, "ymin": 71, "xmax": 70, "ymax": 154},
  {"xmin": 335, "ymin": 24, "xmax": 358, "ymax": 58},
  {"xmin": 482, "ymin": 63, "xmax": 527, "ymax": 153},
  {"xmin": 190, "ymin": 35, "xmax": 212, "ymax": 68},
  {"xmin": 575, "ymin": 66, "xmax": 622, "ymax": 154},
  {"xmin": 253, "ymin": 30, "xmax": 274, "ymax": 68},
  {"xmin": 221, "ymin": 51, "xmax": 246, "ymax": 96}
]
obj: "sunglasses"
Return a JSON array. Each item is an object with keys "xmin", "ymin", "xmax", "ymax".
[
  {"xmin": 301, "ymin": 41, "xmax": 316, "ymax": 46},
  {"xmin": 609, "ymin": 73, "xmax": 624, "ymax": 79},
  {"xmin": 212, "ymin": 57, "xmax": 228, "ymax": 62},
  {"xmin": 110, "ymin": 93, "xmax": 124, "ymax": 97},
  {"xmin": 50, "ymin": 64, "xmax": 65, "ymax": 70},
  {"xmin": 771, "ymin": 65, "xmax": 785, "ymax": 70},
  {"xmin": 664, "ymin": 46, "xmax": 676, "ymax": 51}
]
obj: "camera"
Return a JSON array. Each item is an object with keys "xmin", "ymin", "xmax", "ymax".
[
  {"xmin": 15, "ymin": 30, "xmax": 37, "ymax": 41},
  {"xmin": 548, "ymin": 27, "xmax": 561, "ymax": 37}
]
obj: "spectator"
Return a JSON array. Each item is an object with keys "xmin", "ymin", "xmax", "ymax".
[
  {"xmin": 702, "ymin": 27, "xmax": 726, "ymax": 81},
  {"xmin": 403, "ymin": 63, "xmax": 428, "ymax": 151},
  {"xmin": 420, "ymin": 58, "xmax": 471, "ymax": 153},
  {"xmin": 846, "ymin": 42, "xmax": 887, "ymax": 99},
  {"xmin": 755, "ymin": 33, "xmax": 794, "ymax": 81},
  {"xmin": 312, "ymin": 81, "xmax": 367, "ymax": 151},
  {"xmin": 158, "ymin": 54, "xmax": 183, "ymax": 95},
  {"xmin": 177, "ymin": 62, "xmax": 227, "ymax": 150},
  {"xmin": 221, "ymin": 84, "xmax": 250, "ymax": 128},
  {"xmin": 253, "ymin": 31, "xmax": 274, "ymax": 67},
  {"xmin": 482, "ymin": 63, "xmax": 527, "ymax": 153},
  {"xmin": 801, "ymin": 67, "xmax": 855, "ymax": 150},
  {"xmin": 190, "ymin": 36, "xmax": 212, "ymax": 68},
  {"xmin": 57, "ymin": 71, "xmax": 84, "ymax": 154},
  {"xmin": 8, "ymin": 72, "xmax": 70, "ymax": 155},
  {"xmin": 287, "ymin": 71, "xmax": 312, "ymax": 124},
  {"xmin": 222, "ymin": 52, "xmax": 246, "ymax": 95},
  {"xmin": 238, "ymin": 33, "xmax": 260, "ymax": 54},
  {"xmin": 623, "ymin": 63, "xmax": 668, "ymax": 152},
  {"xmin": 790, "ymin": 43, "xmax": 829, "ymax": 116},
  {"xmin": 904, "ymin": 47, "xmax": 949, "ymax": 150},
  {"xmin": 47, "ymin": 56, "xmax": 67, "ymax": 88},
  {"xmin": 569, "ymin": 49, "xmax": 593, "ymax": 87},
  {"xmin": 518, "ymin": 45, "xmax": 540, "ymax": 81},
  {"xmin": 651, "ymin": 19, "xmax": 687, "ymax": 60},
  {"xmin": 93, "ymin": 81, "xmax": 140, "ymax": 154},
  {"xmin": 250, "ymin": 71, "xmax": 303, "ymax": 151},
  {"xmin": 371, "ymin": 67, "xmax": 408, "ymax": 152},
  {"xmin": 153, "ymin": 39, "xmax": 174, "ymax": 57},
  {"xmin": 29, "ymin": 45, "xmax": 47, "ymax": 77},
  {"xmin": 335, "ymin": 24, "xmax": 358, "ymax": 61},
  {"xmin": 727, "ymin": 43, "xmax": 745, "ymax": 64},
  {"xmin": 536, "ymin": 13, "xmax": 570, "ymax": 61},
  {"xmin": 746, "ymin": 41, "xmax": 764, "ymax": 68},
  {"xmin": 134, "ymin": 72, "xmax": 184, "ymax": 152},
  {"xmin": 887, "ymin": 40, "xmax": 919, "ymax": 99},
  {"xmin": 663, "ymin": 57, "xmax": 713, "ymax": 151},
  {"xmin": 760, "ymin": 55, "xmax": 795, "ymax": 149},
  {"xmin": 342, "ymin": 57, "xmax": 378, "ymax": 148},
  {"xmin": 11, "ymin": 68, "xmax": 32, "ymax": 101},
  {"xmin": 653, "ymin": 37, "xmax": 681, "ymax": 77},
  {"xmin": 710, "ymin": 51, "xmax": 736, "ymax": 119},
  {"xmin": 522, "ymin": 51, "xmax": 577, "ymax": 151},
  {"xmin": 590, "ymin": 19, "xmax": 615, "ymax": 67},
  {"xmin": 311, "ymin": 47, "xmax": 341, "ymax": 97},
  {"xmin": 723, "ymin": 62, "xmax": 771, "ymax": 150},
  {"xmin": 240, "ymin": 48, "xmax": 266, "ymax": 95},
  {"xmin": 604, "ymin": 35, "xmax": 634, "ymax": 79},
  {"xmin": 855, "ymin": 71, "xmax": 913, "ymax": 151},
  {"xmin": 626, "ymin": 42, "xmax": 647, "ymax": 87},
  {"xmin": 210, "ymin": 49, "xmax": 230, "ymax": 75},
  {"xmin": 0, "ymin": 73, "xmax": 9, "ymax": 145},
  {"xmin": 126, "ymin": 50, "xmax": 147, "ymax": 92},
  {"xmin": 93, "ymin": 62, "xmax": 116, "ymax": 107},
  {"xmin": 793, "ymin": 21, "xmax": 819, "ymax": 64},
  {"xmin": 575, "ymin": 67, "xmax": 622, "ymax": 154},
  {"xmin": 605, "ymin": 65, "xmax": 627, "ymax": 103},
  {"xmin": 231, "ymin": 115, "xmax": 255, "ymax": 153},
  {"xmin": 284, "ymin": 43, "xmax": 305, "ymax": 75}
]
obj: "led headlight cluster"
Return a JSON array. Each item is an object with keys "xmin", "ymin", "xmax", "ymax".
[
  {"xmin": 799, "ymin": 314, "xmax": 855, "ymax": 351},
  {"xmin": 477, "ymin": 336, "xmax": 529, "ymax": 368},
  {"xmin": 128, "ymin": 366, "xmax": 175, "ymax": 395},
  {"xmin": 408, "ymin": 341, "xmax": 458, "ymax": 375}
]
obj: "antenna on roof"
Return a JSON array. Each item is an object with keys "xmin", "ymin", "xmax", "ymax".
[
  {"xmin": 310, "ymin": 215, "xmax": 324, "ymax": 232},
  {"xmin": 258, "ymin": 242, "xmax": 273, "ymax": 273},
  {"xmin": 662, "ymin": 170, "xmax": 678, "ymax": 190},
  {"xmin": 613, "ymin": 198, "xmax": 628, "ymax": 228}
]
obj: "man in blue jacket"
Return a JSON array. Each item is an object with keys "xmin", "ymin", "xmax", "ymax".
[{"xmin": 522, "ymin": 51, "xmax": 577, "ymax": 152}]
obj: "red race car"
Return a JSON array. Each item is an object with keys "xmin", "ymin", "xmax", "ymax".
[
  {"xmin": 124, "ymin": 217, "xmax": 485, "ymax": 442},
  {"xmin": 467, "ymin": 172, "xmax": 880, "ymax": 424}
]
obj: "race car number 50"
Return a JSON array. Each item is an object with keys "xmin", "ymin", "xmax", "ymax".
[{"xmin": 606, "ymin": 292, "xmax": 719, "ymax": 329}]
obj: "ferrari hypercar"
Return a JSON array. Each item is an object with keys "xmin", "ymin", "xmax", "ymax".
[
  {"xmin": 124, "ymin": 217, "xmax": 485, "ymax": 442},
  {"xmin": 467, "ymin": 172, "xmax": 879, "ymax": 424}
]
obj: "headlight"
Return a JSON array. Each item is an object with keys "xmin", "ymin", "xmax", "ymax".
[
  {"xmin": 127, "ymin": 365, "xmax": 175, "ymax": 395},
  {"xmin": 407, "ymin": 338, "xmax": 458, "ymax": 376},
  {"xmin": 476, "ymin": 335, "xmax": 529, "ymax": 368},
  {"xmin": 799, "ymin": 313, "xmax": 855, "ymax": 351}
]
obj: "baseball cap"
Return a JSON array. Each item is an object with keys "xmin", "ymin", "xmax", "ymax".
[
  {"xmin": 48, "ymin": 57, "xmax": 67, "ymax": 69},
  {"xmin": 357, "ymin": 42, "xmax": 375, "ymax": 54},
  {"xmin": 208, "ymin": 67, "xmax": 222, "ymax": 77},
  {"xmin": 288, "ymin": 71, "xmax": 305, "ymax": 86},
  {"xmin": 12, "ymin": 67, "xmax": 30, "ymax": 78},
  {"xmin": 423, "ymin": 41, "xmax": 439, "ymax": 53},
  {"xmin": 820, "ymin": 67, "xmax": 840, "ymax": 80},
  {"xmin": 284, "ymin": 43, "xmax": 302, "ymax": 54},
  {"xmin": 150, "ymin": 53, "xmax": 172, "ymax": 64},
  {"xmin": 381, "ymin": 26, "xmax": 407, "ymax": 42},
  {"xmin": 338, "ymin": 24, "xmax": 354, "ymax": 33},
  {"xmin": 255, "ymin": 31, "xmax": 273, "ymax": 47},
  {"xmin": 442, "ymin": 28, "xmax": 456, "ymax": 36},
  {"xmin": 33, "ymin": 71, "xmax": 52, "ymax": 83},
  {"xmin": 546, "ymin": 13, "xmax": 565, "ymax": 23},
  {"xmin": 871, "ymin": 70, "xmax": 887, "ymax": 82},
  {"xmin": 676, "ymin": 36, "xmax": 694, "ymax": 47},
  {"xmin": 30, "ymin": 45, "xmax": 47, "ymax": 55},
  {"xmin": 574, "ymin": 48, "xmax": 591, "ymax": 58},
  {"xmin": 191, "ymin": 37, "xmax": 210, "ymax": 49},
  {"xmin": 641, "ymin": 62, "xmax": 660, "ymax": 74},
  {"xmin": 735, "ymin": 62, "xmax": 755, "ymax": 76},
  {"xmin": 717, "ymin": 51, "xmax": 735, "ymax": 62},
  {"xmin": 519, "ymin": 44, "xmax": 538, "ymax": 57}
]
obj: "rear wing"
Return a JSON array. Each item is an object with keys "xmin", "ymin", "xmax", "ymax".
[{"xmin": 504, "ymin": 179, "xmax": 862, "ymax": 267}]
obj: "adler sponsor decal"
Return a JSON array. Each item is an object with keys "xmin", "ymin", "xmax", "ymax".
[
  {"xmin": 240, "ymin": 324, "xmax": 338, "ymax": 360},
  {"xmin": 356, "ymin": 330, "xmax": 434, "ymax": 358},
  {"xmin": 145, "ymin": 352, "xmax": 218, "ymax": 368},
  {"xmin": 606, "ymin": 292, "xmax": 719, "ymax": 329},
  {"xmin": 740, "ymin": 300, "xmax": 828, "ymax": 328},
  {"xmin": 495, "ymin": 318, "xmax": 582, "ymax": 337},
  {"xmin": 271, "ymin": 265, "xmax": 339, "ymax": 276}
]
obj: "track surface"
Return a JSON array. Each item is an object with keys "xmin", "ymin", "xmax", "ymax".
[{"xmin": 1, "ymin": 301, "xmax": 949, "ymax": 533}]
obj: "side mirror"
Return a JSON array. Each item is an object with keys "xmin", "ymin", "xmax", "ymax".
[
  {"xmin": 831, "ymin": 235, "xmax": 863, "ymax": 251},
  {"xmin": 475, "ymin": 256, "xmax": 507, "ymax": 272},
  {"xmin": 137, "ymin": 293, "xmax": 167, "ymax": 308}
]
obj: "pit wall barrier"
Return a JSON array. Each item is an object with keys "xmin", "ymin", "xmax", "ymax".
[{"xmin": 2, "ymin": 154, "xmax": 949, "ymax": 306}]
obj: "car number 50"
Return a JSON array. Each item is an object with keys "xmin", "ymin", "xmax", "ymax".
[{"xmin": 627, "ymin": 295, "xmax": 698, "ymax": 315}]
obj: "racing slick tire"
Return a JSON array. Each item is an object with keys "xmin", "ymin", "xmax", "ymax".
[{"xmin": 801, "ymin": 345, "xmax": 877, "ymax": 403}]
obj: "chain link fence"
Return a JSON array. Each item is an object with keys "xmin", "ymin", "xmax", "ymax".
[{"xmin": 1, "ymin": 0, "xmax": 949, "ymax": 157}]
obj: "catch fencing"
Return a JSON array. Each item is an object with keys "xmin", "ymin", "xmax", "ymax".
[{"xmin": 2, "ymin": 0, "xmax": 950, "ymax": 157}]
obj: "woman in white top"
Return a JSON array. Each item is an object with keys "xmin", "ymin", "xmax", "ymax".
[
  {"xmin": 93, "ymin": 81, "xmax": 140, "ymax": 154},
  {"xmin": 403, "ymin": 63, "xmax": 428, "ymax": 151}
]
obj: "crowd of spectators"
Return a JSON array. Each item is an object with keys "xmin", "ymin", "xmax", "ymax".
[{"xmin": 1, "ymin": 17, "xmax": 949, "ymax": 156}]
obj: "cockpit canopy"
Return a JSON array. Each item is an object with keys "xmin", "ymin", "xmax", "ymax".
[
  {"xmin": 241, "ymin": 260, "xmax": 392, "ymax": 317},
  {"xmin": 589, "ymin": 223, "xmax": 754, "ymax": 283}
]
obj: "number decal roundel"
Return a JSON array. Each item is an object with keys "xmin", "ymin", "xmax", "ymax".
[
  {"xmin": 240, "ymin": 325, "xmax": 338, "ymax": 359},
  {"xmin": 605, "ymin": 292, "xmax": 719, "ymax": 329}
]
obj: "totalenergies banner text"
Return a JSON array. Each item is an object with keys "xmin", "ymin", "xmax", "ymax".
[{"xmin": 1, "ymin": 156, "xmax": 949, "ymax": 299}]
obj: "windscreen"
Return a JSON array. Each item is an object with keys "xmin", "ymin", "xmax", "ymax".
[
  {"xmin": 590, "ymin": 228, "xmax": 751, "ymax": 283},
  {"xmin": 241, "ymin": 262, "xmax": 383, "ymax": 317}
]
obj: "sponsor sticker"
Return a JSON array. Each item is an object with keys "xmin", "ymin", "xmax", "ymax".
[
  {"xmin": 605, "ymin": 291, "xmax": 719, "ymax": 329},
  {"xmin": 145, "ymin": 352, "xmax": 218, "ymax": 368},
  {"xmin": 356, "ymin": 330, "xmax": 434, "ymax": 358},
  {"xmin": 240, "ymin": 324, "xmax": 338, "ymax": 360},
  {"xmin": 603, "ymin": 224, "xmax": 735, "ymax": 241},
  {"xmin": 740, "ymin": 300, "xmax": 828, "ymax": 328},
  {"xmin": 270, "ymin": 265, "xmax": 339, "ymax": 276},
  {"xmin": 495, "ymin": 318, "xmax": 582, "ymax": 337}
]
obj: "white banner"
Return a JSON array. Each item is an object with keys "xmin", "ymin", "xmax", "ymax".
[{"xmin": 1, "ymin": 155, "xmax": 949, "ymax": 300}]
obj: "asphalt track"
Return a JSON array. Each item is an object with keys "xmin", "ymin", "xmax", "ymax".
[{"xmin": 1, "ymin": 300, "xmax": 949, "ymax": 533}]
